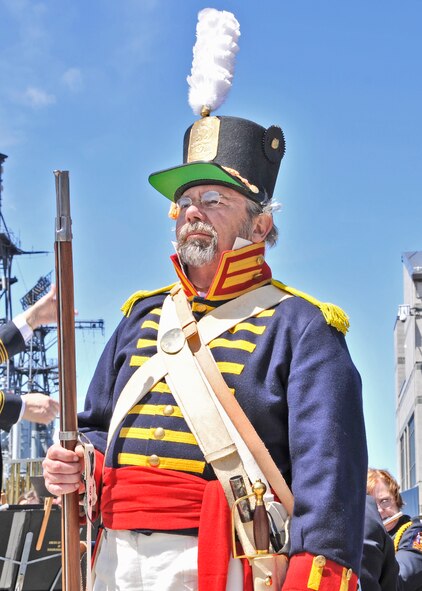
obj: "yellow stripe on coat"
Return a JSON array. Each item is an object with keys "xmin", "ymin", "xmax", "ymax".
[{"xmin": 118, "ymin": 453, "xmax": 205, "ymax": 474}]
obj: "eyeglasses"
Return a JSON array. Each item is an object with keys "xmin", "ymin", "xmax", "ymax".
[
  {"xmin": 176, "ymin": 190, "xmax": 223, "ymax": 211},
  {"xmin": 376, "ymin": 498, "xmax": 395, "ymax": 510}
]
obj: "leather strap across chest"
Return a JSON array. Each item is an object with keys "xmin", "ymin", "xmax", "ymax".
[{"xmin": 167, "ymin": 284, "xmax": 294, "ymax": 515}]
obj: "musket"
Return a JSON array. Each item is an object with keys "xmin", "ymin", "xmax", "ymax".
[{"xmin": 54, "ymin": 170, "xmax": 81, "ymax": 591}]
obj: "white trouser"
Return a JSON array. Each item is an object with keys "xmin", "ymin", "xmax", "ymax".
[{"xmin": 93, "ymin": 529, "xmax": 243, "ymax": 591}]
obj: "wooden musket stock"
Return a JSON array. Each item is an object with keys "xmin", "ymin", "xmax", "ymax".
[{"xmin": 54, "ymin": 170, "xmax": 81, "ymax": 591}]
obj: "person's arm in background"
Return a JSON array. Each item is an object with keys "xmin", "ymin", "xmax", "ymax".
[
  {"xmin": 21, "ymin": 285, "xmax": 57, "ymax": 331},
  {"xmin": 12, "ymin": 285, "xmax": 57, "ymax": 344},
  {"xmin": 0, "ymin": 286, "xmax": 59, "ymax": 429}
]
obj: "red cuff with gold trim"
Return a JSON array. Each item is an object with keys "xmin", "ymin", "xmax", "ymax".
[{"xmin": 282, "ymin": 553, "xmax": 357, "ymax": 591}]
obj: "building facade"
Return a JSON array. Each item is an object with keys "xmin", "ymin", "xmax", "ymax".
[{"xmin": 395, "ymin": 251, "xmax": 422, "ymax": 507}]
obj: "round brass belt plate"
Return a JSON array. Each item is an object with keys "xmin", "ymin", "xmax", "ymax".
[{"xmin": 160, "ymin": 328, "xmax": 185, "ymax": 354}]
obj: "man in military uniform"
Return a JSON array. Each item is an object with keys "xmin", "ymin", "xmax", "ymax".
[
  {"xmin": 43, "ymin": 115, "xmax": 367, "ymax": 591},
  {"xmin": 367, "ymin": 468, "xmax": 422, "ymax": 591},
  {"xmin": 0, "ymin": 287, "xmax": 59, "ymax": 489}
]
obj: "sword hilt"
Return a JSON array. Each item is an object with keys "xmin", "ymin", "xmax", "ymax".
[{"xmin": 252, "ymin": 480, "xmax": 269, "ymax": 554}]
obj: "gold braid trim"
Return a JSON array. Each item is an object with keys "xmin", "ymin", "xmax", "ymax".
[
  {"xmin": 272, "ymin": 279, "xmax": 350, "ymax": 335},
  {"xmin": 221, "ymin": 166, "xmax": 258, "ymax": 193},
  {"xmin": 394, "ymin": 521, "xmax": 413, "ymax": 552},
  {"xmin": 221, "ymin": 166, "xmax": 250, "ymax": 187},
  {"xmin": 121, "ymin": 284, "xmax": 176, "ymax": 317}
]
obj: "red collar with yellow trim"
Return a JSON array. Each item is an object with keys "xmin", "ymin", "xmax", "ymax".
[{"xmin": 170, "ymin": 242, "xmax": 272, "ymax": 301}]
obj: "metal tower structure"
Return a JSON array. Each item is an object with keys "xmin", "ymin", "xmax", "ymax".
[
  {"xmin": 0, "ymin": 153, "xmax": 25, "ymax": 323},
  {"xmin": 0, "ymin": 153, "xmax": 104, "ymax": 467}
]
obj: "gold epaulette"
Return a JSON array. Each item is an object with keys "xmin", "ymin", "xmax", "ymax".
[
  {"xmin": 394, "ymin": 521, "xmax": 413, "ymax": 552},
  {"xmin": 121, "ymin": 283, "xmax": 177, "ymax": 317},
  {"xmin": 272, "ymin": 279, "xmax": 350, "ymax": 335}
]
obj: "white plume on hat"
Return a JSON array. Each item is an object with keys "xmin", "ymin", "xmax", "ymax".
[{"xmin": 187, "ymin": 8, "xmax": 240, "ymax": 116}]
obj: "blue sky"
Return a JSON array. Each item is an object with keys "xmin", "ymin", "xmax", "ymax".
[{"xmin": 1, "ymin": 0, "xmax": 421, "ymax": 477}]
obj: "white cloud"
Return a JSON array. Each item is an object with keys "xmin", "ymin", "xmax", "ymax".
[
  {"xmin": 61, "ymin": 67, "xmax": 83, "ymax": 93},
  {"xmin": 19, "ymin": 86, "xmax": 56, "ymax": 108}
]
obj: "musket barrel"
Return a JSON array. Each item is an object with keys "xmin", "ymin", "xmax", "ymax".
[
  {"xmin": 54, "ymin": 170, "xmax": 81, "ymax": 591},
  {"xmin": 54, "ymin": 170, "xmax": 72, "ymax": 242}
]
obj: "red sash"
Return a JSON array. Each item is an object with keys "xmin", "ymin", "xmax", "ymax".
[{"xmin": 101, "ymin": 465, "xmax": 252, "ymax": 591}]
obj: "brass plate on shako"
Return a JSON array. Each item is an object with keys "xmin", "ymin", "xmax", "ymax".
[
  {"xmin": 160, "ymin": 328, "xmax": 186, "ymax": 354},
  {"xmin": 187, "ymin": 116, "xmax": 220, "ymax": 162}
]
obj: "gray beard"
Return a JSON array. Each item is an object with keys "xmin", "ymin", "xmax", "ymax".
[
  {"xmin": 177, "ymin": 234, "xmax": 218, "ymax": 267},
  {"xmin": 176, "ymin": 218, "xmax": 253, "ymax": 268}
]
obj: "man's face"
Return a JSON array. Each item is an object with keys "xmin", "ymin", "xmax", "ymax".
[
  {"xmin": 370, "ymin": 480, "xmax": 400, "ymax": 531},
  {"xmin": 175, "ymin": 184, "xmax": 253, "ymax": 268}
]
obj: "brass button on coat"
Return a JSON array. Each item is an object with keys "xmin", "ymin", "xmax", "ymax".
[
  {"xmin": 195, "ymin": 303, "xmax": 207, "ymax": 313},
  {"xmin": 256, "ymin": 255, "xmax": 265, "ymax": 265},
  {"xmin": 163, "ymin": 405, "xmax": 174, "ymax": 416},
  {"xmin": 154, "ymin": 427, "xmax": 165, "ymax": 440},
  {"xmin": 148, "ymin": 454, "xmax": 160, "ymax": 467},
  {"xmin": 314, "ymin": 555, "xmax": 326, "ymax": 567}
]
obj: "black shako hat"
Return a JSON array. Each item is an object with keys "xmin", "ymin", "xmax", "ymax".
[{"xmin": 148, "ymin": 115, "xmax": 286, "ymax": 205}]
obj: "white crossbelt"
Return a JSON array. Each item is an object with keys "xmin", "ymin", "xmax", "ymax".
[{"xmin": 107, "ymin": 284, "xmax": 291, "ymax": 449}]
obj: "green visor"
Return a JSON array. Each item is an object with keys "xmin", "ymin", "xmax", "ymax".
[{"xmin": 148, "ymin": 162, "xmax": 245, "ymax": 202}]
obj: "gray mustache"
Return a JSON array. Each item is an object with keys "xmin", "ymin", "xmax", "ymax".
[{"xmin": 178, "ymin": 222, "xmax": 217, "ymax": 242}]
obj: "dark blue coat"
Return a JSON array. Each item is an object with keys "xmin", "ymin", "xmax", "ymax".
[
  {"xmin": 0, "ymin": 321, "xmax": 26, "ymax": 429},
  {"xmin": 79, "ymin": 277, "xmax": 368, "ymax": 573},
  {"xmin": 0, "ymin": 320, "xmax": 26, "ymax": 488}
]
